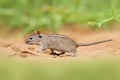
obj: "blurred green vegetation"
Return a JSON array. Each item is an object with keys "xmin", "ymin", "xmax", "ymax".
[
  {"xmin": 0, "ymin": 58, "xmax": 120, "ymax": 80},
  {"xmin": 0, "ymin": 0, "xmax": 120, "ymax": 32}
]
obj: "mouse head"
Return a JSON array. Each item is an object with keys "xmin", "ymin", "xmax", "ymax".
[{"xmin": 25, "ymin": 30, "xmax": 43, "ymax": 45}]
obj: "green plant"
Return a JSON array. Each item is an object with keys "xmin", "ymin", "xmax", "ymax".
[
  {"xmin": 0, "ymin": 0, "xmax": 120, "ymax": 32},
  {"xmin": 0, "ymin": 57, "xmax": 120, "ymax": 80}
]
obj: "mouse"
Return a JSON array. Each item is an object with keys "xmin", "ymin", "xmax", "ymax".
[{"xmin": 25, "ymin": 31, "xmax": 113, "ymax": 57}]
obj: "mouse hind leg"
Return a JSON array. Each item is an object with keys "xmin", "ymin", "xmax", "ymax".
[
  {"xmin": 50, "ymin": 49, "xmax": 57, "ymax": 55},
  {"xmin": 50, "ymin": 49, "xmax": 76, "ymax": 57},
  {"xmin": 57, "ymin": 52, "xmax": 65, "ymax": 56},
  {"xmin": 50, "ymin": 49, "xmax": 65, "ymax": 56}
]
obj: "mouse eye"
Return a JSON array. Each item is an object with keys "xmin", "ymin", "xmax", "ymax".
[
  {"xmin": 38, "ymin": 35, "xmax": 42, "ymax": 38},
  {"xmin": 29, "ymin": 37, "xmax": 33, "ymax": 40}
]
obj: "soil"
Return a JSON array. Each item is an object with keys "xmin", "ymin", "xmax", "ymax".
[{"xmin": 0, "ymin": 25, "xmax": 120, "ymax": 61}]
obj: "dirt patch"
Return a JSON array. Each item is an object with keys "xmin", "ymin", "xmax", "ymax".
[{"xmin": 0, "ymin": 27, "xmax": 120, "ymax": 61}]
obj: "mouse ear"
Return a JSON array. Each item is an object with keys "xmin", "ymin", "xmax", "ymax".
[{"xmin": 34, "ymin": 30, "xmax": 41, "ymax": 35}]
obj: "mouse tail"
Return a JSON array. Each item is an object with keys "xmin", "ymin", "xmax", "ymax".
[{"xmin": 78, "ymin": 39, "xmax": 113, "ymax": 46}]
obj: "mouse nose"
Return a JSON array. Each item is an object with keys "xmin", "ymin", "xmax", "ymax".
[{"xmin": 25, "ymin": 40, "xmax": 29, "ymax": 44}]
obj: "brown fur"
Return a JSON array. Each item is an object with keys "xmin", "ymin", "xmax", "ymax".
[{"xmin": 25, "ymin": 31, "xmax": 112, "ymax": 57}]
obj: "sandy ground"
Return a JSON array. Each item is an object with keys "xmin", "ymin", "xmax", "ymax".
[{"xmin": 0, "ymin": 26, "xmax": 120, "ymax": 61}]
